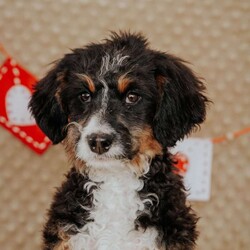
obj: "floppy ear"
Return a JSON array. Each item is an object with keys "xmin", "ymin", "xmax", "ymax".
[
  {"xmin": 153, "ymin": 52, "xmax": 208, "ymax": 148},
  {"xmin": 29, "ymin": 65, "xmax": 68, "ymax": 144}
]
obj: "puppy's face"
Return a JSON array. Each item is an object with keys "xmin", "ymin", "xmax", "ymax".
[
  {"xmin": 60, "ymin": 53, "xmax": 162, "ymax": 170},
  {"xmin": 29, "ymin": 32, "xmax": 208, "ymax": 172}
]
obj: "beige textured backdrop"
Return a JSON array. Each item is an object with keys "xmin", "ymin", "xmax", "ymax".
[{"xmin": 0, "ymin": 0, "xmax": 249, "ymax": 249}]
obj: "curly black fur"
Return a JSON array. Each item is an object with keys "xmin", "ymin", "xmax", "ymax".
[
  {"xmin": 29, "ymin": 31, "xmax": 208, "ymax": 250},
  {"xmin": 138, "ymin": 155, "xmax": 198, "ymax": 249},
  {"xmin": 43, "ymin": 168, "xmax": 94, "ymax": 249},
  {"xmin": 43, "ymin": 156, "xmax": 198, "ymax": 250}
]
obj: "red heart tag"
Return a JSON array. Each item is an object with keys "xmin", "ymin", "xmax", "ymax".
[
  {"xmin": 0, "ymin": 58, "xmax": 51, "ymax": 154},
  {"xmin": 173, "ymin": 152, "xmax": 190, "ymax": 175}
]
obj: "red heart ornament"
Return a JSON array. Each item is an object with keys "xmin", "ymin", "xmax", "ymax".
[
  {"xmin": 0, "ymin": 58, "xmax": 51, "ymax": 154},
  {"xmin": 173, "ymin": 152, "xmax": 190, "ymax": 175}
]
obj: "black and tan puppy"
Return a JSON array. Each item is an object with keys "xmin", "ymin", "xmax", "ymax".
[{"xmin": 30, "ymin": 32, "xmax": 208, "ymax": 250}]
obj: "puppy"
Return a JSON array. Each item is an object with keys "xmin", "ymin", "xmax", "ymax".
[{"xmin": 29, "ymin": 32, "xmax": 208, "ymax": 250}]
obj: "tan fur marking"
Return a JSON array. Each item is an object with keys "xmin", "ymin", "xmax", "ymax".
[
  {"xmin": 54, "ymin": 241, "xmax": 70, "ymax": 250},
  {"xmin": 51, "ymin": 230, "xmax": 70, "ymax": 250},
  {"xmin": 55, "ymin": 90, "xmax": 61, "ymax": 105},
  {"xmin": 155, "ymin": 75, "xmax": 166, "ymax": 92},
  {"xmin": 77, "ymin": 73, "xmax": 96, "ymax": 93},
  {"xmin": 54, "ymin": 72, "xmax": 66, "ymax": 110},
  {"xmin": 57, "ymin": 71, "xmax": 66, "ymax": 82},
  {"xmin": 131, "ymin": 126, "xmax": 163, "ymax": 173},
  {"xmin": 63, "ymin": 125, "xmax": 86, "ymax": 171},
  {"xmin": 140, "ymin": 128, "xmax": 162, "ymax": 157},
  {"xmin": 138, "ymin": 127, "xmax": 162, "ymax": 157},
  {"xmin": 118, "ymin": 75, "xmax": 133, "ymax": 93}
]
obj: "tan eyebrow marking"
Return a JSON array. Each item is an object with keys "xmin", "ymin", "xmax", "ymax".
[
  {"xmin": 118, "ymin": 75, "xmax": 133, "ymax": 93},
  {"xmin": 155, "ymin": 75, "xmax": 166, "ymax": 92},
  {"xmin": 76, "ymin": 73, "xmax": 96, "ymax": 93}
]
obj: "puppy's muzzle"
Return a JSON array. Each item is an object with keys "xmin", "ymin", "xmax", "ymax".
[{"xmin": 87, "ymin": 133, "xmax": 114, "ymax": 154}]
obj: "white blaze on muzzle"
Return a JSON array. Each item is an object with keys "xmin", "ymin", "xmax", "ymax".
[
  {"xmin": 76, "ymin": 113, "xmax": 124, "ymax": 168},
  {"xmin": 76, "ymin": 53, "xmax": 130, "ymax": 168}
]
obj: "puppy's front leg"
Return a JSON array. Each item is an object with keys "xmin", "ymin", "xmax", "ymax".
[
  {"xmin": 138, "ymin": 156, "xmax": 198, "ymax": 250},
  {"xmin": 42, "ymin": 167, "xmax": 93, "ymax": 250}
]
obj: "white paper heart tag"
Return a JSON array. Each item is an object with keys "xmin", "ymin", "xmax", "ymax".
[
  {"xmin": 5, "ymin": 85, "xmax": 36, "ymax": 126},
  {"xmin": 171, "ymin": 138, "xmax": 213, "ymax": 201}
]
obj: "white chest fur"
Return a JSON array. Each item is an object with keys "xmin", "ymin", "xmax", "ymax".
[{"xmin": 68, "ymin": 165, "xmax": 159, "ymax": 250}]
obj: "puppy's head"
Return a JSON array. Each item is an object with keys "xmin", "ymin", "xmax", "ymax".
[{"xmin": 29, "ymin": 32, "xmax": 208, "ymax": 172}]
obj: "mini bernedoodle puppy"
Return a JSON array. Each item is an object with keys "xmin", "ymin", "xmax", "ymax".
[{"xmin": 29, "ymin": 32, "xmax": 208, "ymax": 250}]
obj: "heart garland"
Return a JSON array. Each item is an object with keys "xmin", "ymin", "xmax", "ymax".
[{"xmin": 0, "ymin": 57, "xmax": 51, "ymax": 154}]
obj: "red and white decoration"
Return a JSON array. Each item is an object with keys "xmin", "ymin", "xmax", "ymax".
[
  {"xmin": 172, "ymin": 138, "xmax": 213, "ymax": 201},
  {"xmin": 1, "ymin": 47, "xmax": 248, "ymax": 202},
  {"xmin": 0, "ymin": 57, "xmax": 51, "ymax": 154}
]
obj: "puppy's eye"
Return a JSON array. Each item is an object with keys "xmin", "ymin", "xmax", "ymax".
[
  {"xmin": 79, "ymin": 92, "xmax": 91, "ymax": 103},
  {"xmin": 126, "ymin": 92, "xmax": 141, "ymax": 104}
]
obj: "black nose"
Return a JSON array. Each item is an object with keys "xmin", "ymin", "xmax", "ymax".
[{"xmin": 87, "ymin": 133, "xmax": 114, "ymax": 154}]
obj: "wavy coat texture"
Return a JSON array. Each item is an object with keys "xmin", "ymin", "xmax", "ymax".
[{"xmin": 29, "ymin": 32, "xmax": 208, "ymax": 249}]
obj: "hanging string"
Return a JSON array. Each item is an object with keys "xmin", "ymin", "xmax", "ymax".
[
  {"xmin": 0, "ymin": 43, "xmax": 10, "ymax": 58},
  {"xmin": 0, "ymin": 43, "xmax": 249, "ymax": 145},
  {"xmin": 212, "ymin": 127, "xmax": 250, "ymax": 144}
]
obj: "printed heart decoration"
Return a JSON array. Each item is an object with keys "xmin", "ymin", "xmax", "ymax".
[
  {"xmin": 6, "ymin": 85, "xmax": 35, "ymax": 126},
  {"xmin": 0, "ymin": 57, "xmax": 51, "ymax": 154}
]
